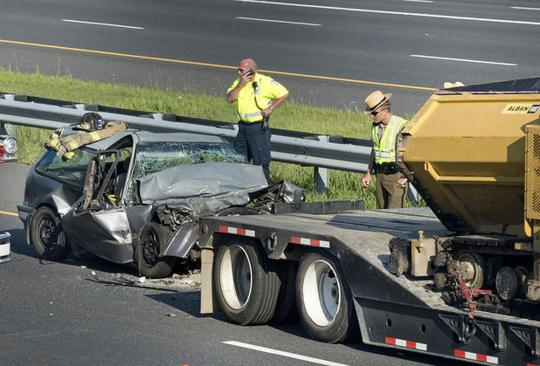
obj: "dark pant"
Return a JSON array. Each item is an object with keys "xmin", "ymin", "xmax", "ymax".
[
  {"xmin": 375, "ymin": 172, "xmax": 407, "ymax": 209},
  {"xmin": 234, "ymin": 121, "xmax": 272, "ymax": 179}
]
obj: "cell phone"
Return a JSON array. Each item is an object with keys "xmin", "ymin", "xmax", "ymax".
[{"xmin": 245, "ymin": 69, "xmax": 255, "ymax": 77}]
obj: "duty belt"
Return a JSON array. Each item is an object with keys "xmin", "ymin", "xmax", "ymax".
[
  {"xmin": 374, "ymin": 162, "xmax": 399, "ymax": 175},
  {"xmin": 238, "ymin": 120, "xmax": 263, "ymax": 125}
]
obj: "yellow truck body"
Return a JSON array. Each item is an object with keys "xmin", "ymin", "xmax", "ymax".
[{"xmin": 399, "ymin": 78, "xmax": 540, "ymax": 238}]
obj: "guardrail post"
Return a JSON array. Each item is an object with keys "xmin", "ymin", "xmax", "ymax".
[{"xmin": 315, "ymin": 135, "xmax": 329, "ymax": 193}]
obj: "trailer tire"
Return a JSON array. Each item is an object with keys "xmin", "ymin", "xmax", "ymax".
[
  {"xmin": 271, "ymin": 260, "xmax": 298, "ymax": 324},
  {"xmin": 296, "ymin": 251, "xmax": 355, "ymax": 343},
  {"xmin": 136, "ymin": 222, "xmax": 176, "ymax": 278},
  {"xmin": 30, "ymin": 206, "xmax": 70, "ymax": 261},
  {"xmin": 214, "ymin": 238, "xmax": 280, "ymax": 325}
]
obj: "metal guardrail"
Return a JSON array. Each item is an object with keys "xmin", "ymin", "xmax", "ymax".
[{"xmin": 0, "ymin": 92, "xmax": 419, "ymax": 202}]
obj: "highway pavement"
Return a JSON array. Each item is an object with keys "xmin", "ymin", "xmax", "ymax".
[
  {"xmin": 0, "ymin": 0, "xmax": 538, "ymax": 116},
  {"xmin": 0, "ymin": 162, "xmax": 466, "ymax": 365}
]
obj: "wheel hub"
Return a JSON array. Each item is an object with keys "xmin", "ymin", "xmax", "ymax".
[
  {"xmin": 219, "ymin": 245, "xmax": 253, "ymax": 310},
  {"xmin": 142, "ymin": 231, "xmax": 159, "ymax": 266},
  {"xmin": 39, "ymin": 217, "xmax": 56, "ymax": 247},
  {"xmin": 456, "ymin": 252, "xmax": 484, "ymax": 289},
  {"xmin": 303, "ymin": 259, "xmax": 341, "ymax": 327}
]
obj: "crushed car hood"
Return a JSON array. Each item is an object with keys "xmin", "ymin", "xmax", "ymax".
[{"xmin": 138, "ymin": 162, "xmax": 268, "ymax": 213}]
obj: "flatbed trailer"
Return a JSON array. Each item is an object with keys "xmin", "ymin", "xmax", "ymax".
[{"xmin": 199, "ymin": 207, "xmax": 540, "ymax": 365}]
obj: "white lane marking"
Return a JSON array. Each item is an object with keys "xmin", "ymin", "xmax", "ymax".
[
  {"xmin": 236, "ymin": 16, "xmax": 321, "ymax": 26},
  {"xmin": 236, "ymin": 0, "xmax": 540, "ymax": 26},
  {"xmin": 223, "ymin": 341, "xmax": 349, "ymax": 366},
  {"xmin": 511, "ymin": 6, "xmax": 540, "ymax": 11},
  {"xmin": 61, "ymin": 19, "xmax": 144, "ymax": 30},
  {"xmin": 410, "ymin": 54, "xmax": 517, "ymax": 66},
  {"xmin": 403, "ymin": 0, "xmax": 433, "ymax": 3}
]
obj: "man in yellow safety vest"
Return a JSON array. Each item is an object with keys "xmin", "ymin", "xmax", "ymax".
[
  {"xmin": 361, "ymin": 91, "xmax": 408, "ymax": 209},
  {"xmin": 226, "ymin": 58, "xmax": 289, "ymax": 180}
]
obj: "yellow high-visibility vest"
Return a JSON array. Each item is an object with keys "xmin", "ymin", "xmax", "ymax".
[
  {"xmin": 371, "ymin": 115, "xmax": 408, "ymax": 164},
  {"xmin": 227, "ymin": 73, "xmax": 288, "ymax": 123}
]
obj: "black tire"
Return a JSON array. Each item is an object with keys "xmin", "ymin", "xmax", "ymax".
[
  {"xmin": 30, "ymin": 206, "xmax": 70, "ymax": 260},
  {"xmin": 271, "ymin": 260, "xmax": 298, "ymax": 324},
  {"xmin": 296, "ymin": 251, "xmax": 356, "ymax": 343},
  {"xmin": 213, "ymin": 238, "xmax": 280, "ymax": 325},
  {"xmin": 136, "ymin": 222, "xmax": 176, "ymax": 278}
]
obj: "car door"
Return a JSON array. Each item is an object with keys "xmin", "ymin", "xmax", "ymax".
[{"xmin": 62, "ymin": 150, "xmax": 134, "ymax": 264}]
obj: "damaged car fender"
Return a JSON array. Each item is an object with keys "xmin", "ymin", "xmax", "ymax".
[{"xmin": 162, "ymin": 222, "xmax": 198, "ymax": 258}]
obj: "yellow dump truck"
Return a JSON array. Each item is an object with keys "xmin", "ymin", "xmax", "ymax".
[
  {"xmin": 399, "ymin": 77, "xmax": 540, "ymax": 303},
  {"xmin": 199, "ymin": 77, "xmax": 540, "ymax": 365}
]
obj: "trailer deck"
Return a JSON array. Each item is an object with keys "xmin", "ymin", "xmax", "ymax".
[{"xmin": 205, "ymin": 207, "xmax": 540, "ymax": 322}]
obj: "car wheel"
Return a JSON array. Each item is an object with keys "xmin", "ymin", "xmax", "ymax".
[
  {"xmin": 296, "ymin": 252, "xmax": 356, "ymax": 343},
  {"xmin": 136, "ymin": 222, "xmax": 176, "ymax": 278},
  {"xmin": 30, "ymin": 206, "xmax": 70, "ymax": 260},
  {"xmin": 213, "ymin": 238, "xmax": 280, "ymax": 325}
]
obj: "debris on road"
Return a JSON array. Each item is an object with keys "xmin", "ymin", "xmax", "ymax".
[{"xmin": 86, "ymin": 270, "xmax": 200, "ymax": 293}]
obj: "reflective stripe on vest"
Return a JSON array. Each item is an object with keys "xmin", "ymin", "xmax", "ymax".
[
  {"xmin": 371, "ymin": 115, "xmax": 407, "ymax": 164},
  {"xmin": 243, "ymin": 110, "xmax": 262, "ymax": 120}
]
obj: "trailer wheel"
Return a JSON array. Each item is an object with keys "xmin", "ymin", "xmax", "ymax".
[
  {"xmin": 30, "ymin": 206, "xmax": 70, "ymax": 260},
  {"xmin": 136, "ymin": 222, "xmax": 176, "ymax": 278},
  {"xmin": 296, "ymin": 252, "xmax": 356, "ymax": 343},
  {"xmin": 214, "ymin": 239, "xmax": 279, "ymax": 325}
]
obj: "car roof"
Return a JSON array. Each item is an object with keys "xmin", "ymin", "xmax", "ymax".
[
  {"xmin": 84, "ymin": 129, "xmax": 226, "ymax": 150},
  {"xmin": 134, "ymin": 130, "xmax": 225, "ymax": 144}
]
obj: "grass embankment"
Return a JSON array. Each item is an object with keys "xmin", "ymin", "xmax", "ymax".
[{"xmin": 1, "ymin": 70, "xmax": 399, "ymax": 208}]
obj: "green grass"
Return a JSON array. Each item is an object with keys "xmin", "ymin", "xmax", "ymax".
[{"xmin": 1, "ymin": 69, "xmax": 409, "ymax": 208}]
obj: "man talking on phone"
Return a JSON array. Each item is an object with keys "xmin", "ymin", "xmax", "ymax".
[{"xmin": 226, "ymin": 58, "xmax": 289, "ymax": 180}]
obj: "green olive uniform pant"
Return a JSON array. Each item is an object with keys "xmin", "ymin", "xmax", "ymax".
[{"xmin": 375, "ymin": 172, "xmax": 407, "ymax": 209}]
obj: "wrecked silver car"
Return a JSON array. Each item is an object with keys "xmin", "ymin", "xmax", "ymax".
[{"xmin": 18, "ymin": 130, "xmax": 303, "ymax": 278}]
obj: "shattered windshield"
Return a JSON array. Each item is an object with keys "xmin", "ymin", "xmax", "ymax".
[
  {"xmin": 134, "ymin": 141, "xmax": 245, "ymax": 178},
  {"xmin": 126, "ymin": 141, "xmax": 246, "ymax": 204}
]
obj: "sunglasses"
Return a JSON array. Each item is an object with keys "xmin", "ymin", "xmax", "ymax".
[{"xmin": 370, "ymin": 110, "xmax": 381, "ymax": 116}]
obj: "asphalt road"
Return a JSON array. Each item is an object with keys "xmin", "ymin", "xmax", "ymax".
[
  {"xmin": 0, "ymin": 162, "xmax": 469, "ymax": 366},
  {"xmin": 0, "ymin": 0, "xmax": 538, "ymax": 116}
]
